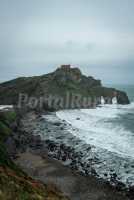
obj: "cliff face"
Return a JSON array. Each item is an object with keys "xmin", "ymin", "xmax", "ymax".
[
  {"xmin": 54, "ymin": 65, "xmax": 101, "ymax": 87},
  {"xmin": 0, "ymin": 65, "xmax": 129, "ymax": 110},
  {"xmin": 55, "ymin": 65, "xmax": 82, "ymax": 83}
]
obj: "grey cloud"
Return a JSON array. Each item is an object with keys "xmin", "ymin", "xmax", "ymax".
[{"xmin": 0, "ymin": 0, "xmax": 134, "ymax": 84}]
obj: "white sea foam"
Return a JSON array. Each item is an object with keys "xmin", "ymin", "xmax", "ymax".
[
  {"xmin": 56, "ymin": 103, "xmax": 134, "ymax": 159},
  {"xmin": 0, "ymin": 105, "xmax": 13, "ymax": 110}
]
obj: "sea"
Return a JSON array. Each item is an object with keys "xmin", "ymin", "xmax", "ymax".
[{"xmin": 55, "ymin": 85, "xmax": 134, "ymax": 187}]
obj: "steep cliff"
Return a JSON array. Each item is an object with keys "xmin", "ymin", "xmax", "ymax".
[{"xmin": 0, "ymin": 65, "xmax": 129, "ymax": 110}]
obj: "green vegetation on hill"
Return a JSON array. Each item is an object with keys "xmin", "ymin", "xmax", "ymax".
[
  {"xmin": 0, "ymin": 165, "xmax": 69, "ymax": 200},
  {"xmin": 0, "ymin": 111, "xmax": 16, "ymax": 168},
  {"xmin": 0, "ymin": 121, "xmax": 11, "ymax": 140},
  {"xmin": 0, "ymin": 65, "xmax": 130, "ymax": 109}
]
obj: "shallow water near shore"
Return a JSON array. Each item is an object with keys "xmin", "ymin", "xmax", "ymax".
[
  {"xmin": 34, "ymin": 101, "xmax": 134, "ymax": 188},
  {"xmin": 56, "ymin": 103, "xmax": 134, "ymax": 159},
  {"xmin": 56, "ymin": 102, "xmax": 134, "ymax": 183},
  {"xmin": 29, "ymin": 85, "xmax": 134, "ymax": 188}
]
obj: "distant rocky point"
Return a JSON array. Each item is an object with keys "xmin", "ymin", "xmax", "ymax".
[{"xmin": 0, "ymin": 65, "xmax": 130, "ymax": 110}]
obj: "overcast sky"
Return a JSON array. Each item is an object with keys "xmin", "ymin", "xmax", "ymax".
[{"xmin": 0, "ymin": 0, "xmax": 134, "ymax": 84}]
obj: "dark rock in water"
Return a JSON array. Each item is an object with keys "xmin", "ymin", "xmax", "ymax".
[
  {"xmin": 92, "ymin": 86, "xmax": 130, "ymax": 105},
  {"xmin": 48, "ymin": 142, "xmax": 56, "ymax": 152},
  {"xmin": 60, "ymin": 144, "xmax": 65, "ymax": 150},
  {"xmin": 112, "ymin": 173, "xmax": 117, "ymax": 178},
  {"xmin": 91, "ymin": 168, "xmax": 97, "ymax": 176},
  {"xmin": 117, "ymin": 91, "xmax": 130, "ymax": 105},
  {"xmin": 124, "ymin": 164, "xmax": 128, "ymax": 168},
  {"xmin": 85, "ymin": 169, "xmax": 89, "ymax": 175},
  {"xmin": 0, "ymin": 65, "xmax": 130, "ymax": 109},
  {"xmin": 53, "ymin": 122, "xmax": 62, "ymax": 126},
  {"xmin": 86, "ymin": 146, "xmax": 91, "ymax": 151},
  {"xmin": 76, "ymin": 118, "xmax": 80, "ymax": 120},
  {"xmin": 62, "ymin": 155, "xmax": 67, "ymax": 162},
  {"xmin": 110, "ymin": 173, "xmax": 118, "ymax": 185},
  {"xmin": 104, "ymin": 173, "xmax": 108, "ymax": 177}
]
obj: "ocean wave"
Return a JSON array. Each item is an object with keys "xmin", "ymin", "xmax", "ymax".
[{"xmin": 56, "ymin": 104, "xmax": 134, "ymax": 159}]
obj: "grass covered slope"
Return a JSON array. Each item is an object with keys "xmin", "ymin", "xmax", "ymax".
[
  {"xmin": 0, "ymin": 111, "xmax": 16, "ymax": 168},
  {"xmin": 0, "ymin": 166, "xmax": 69, "ymax": 200},
  {"xmin": 0, "ymin": 110, "xmax": 69, "ymax": 200}
]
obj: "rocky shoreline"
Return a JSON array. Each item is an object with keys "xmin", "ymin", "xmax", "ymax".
[{"xmin": 5, "ymin": 109, "xmax": 134, "ymax": 200}]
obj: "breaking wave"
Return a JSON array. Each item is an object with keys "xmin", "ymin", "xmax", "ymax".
[{"xmin": 56, "ymin": 102, "xmax": 134, "ymax": 159}]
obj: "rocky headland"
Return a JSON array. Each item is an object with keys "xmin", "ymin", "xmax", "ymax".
[{"xmin": 0, "ymin": 65, "xmax": 129, "ymax": 109}]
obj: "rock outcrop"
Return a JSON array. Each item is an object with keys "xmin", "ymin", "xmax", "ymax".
[{"xmin": 0, "ymin": 65, "xmax": 130, "ymax": 110}]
